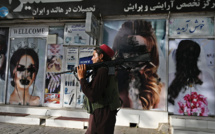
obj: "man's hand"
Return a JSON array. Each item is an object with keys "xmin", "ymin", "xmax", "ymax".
[{"xmin": 77, "ymin": 64, "xmax": 86, "ymax": 80}]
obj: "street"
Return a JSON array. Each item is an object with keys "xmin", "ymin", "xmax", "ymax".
[{"xmin": 0, "ymin": 122, "xmax": 166, "ymax": 134}]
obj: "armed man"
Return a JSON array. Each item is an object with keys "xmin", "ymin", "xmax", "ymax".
[{"xmin": 77, "ymin": 44, "xmax": 121, "ymax": 134}]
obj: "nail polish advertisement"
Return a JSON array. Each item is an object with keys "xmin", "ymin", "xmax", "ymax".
[
  {"xmin": 44, "ymin": 26, "xmax": 64, "ymax": 105},
  {"xmin": 45, "ymin": 72, "xmax": 61, "ymax": 94},
  {"xmin": 46, "ymin": 44, "xmax": 63, "ymax": 72}
]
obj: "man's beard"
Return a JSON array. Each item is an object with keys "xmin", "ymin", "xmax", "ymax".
[{"xmin": 95, "ymin": 58, "xmax": 102, "ymax": 63}]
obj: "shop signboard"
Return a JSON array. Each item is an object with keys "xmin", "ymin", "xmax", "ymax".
[
  {"xmin": 0, "ymin": 0, "xmax": 214, "ymax": 19},
  {"xmin": 169, "ymin": 18, "xmax": 214, "ymax": 36},
  {"xmin": 10, "ymin": 26, "xmax": 48, "ymax": 38}
]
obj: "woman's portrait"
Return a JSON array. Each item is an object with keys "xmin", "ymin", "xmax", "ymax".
[
  {"xmin": 0, "ymin": 32, "xmax": 8, "ymax": 80},
  {"xmin": 9, "ymin": 48, "xmax": 40, "ymax": 105},
  {"xmin": 106, "ymin": 19, "xmax": 166, "ymax": 110},
  {"xmin": 0, "ymin": 28, "xmax": 9, "ymax": 103},
  {"xmin": 168, "ymin": 39, "xmax": 215, "ymax": 116}
]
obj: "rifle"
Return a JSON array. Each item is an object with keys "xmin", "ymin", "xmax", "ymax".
[{"xmin": 55, "ymin": 52, "xmax": 151, "ymax": 80}]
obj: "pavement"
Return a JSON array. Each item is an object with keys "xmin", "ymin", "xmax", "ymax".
[{"xmin": 0, "ymin": 122, "xmax": 169, "ymax": 134}]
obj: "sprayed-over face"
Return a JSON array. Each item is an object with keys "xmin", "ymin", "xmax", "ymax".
[{"xmin": 13, "ymin": 55, "xmax": 37, "ymax": 89}]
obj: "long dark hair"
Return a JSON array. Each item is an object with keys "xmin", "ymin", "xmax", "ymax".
[
  {"xmin": 0, "ymin": 34, "xmax": 7, "ymax": 79},
  {"xmin": 168, "ymin": 40, "xmax": 203, "ymax": 105},
  {"xmin": 10, "ymin": 48, "xmax": 39, "ymax": 87},
  {"xmin": 113, "ymin": 20, "xmax": 161, "ymax": 109}
]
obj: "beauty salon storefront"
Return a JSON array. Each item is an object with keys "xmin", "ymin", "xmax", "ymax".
[{"xmin": 0, "ymin": 0, "xmax": 214, "ymax": 130}]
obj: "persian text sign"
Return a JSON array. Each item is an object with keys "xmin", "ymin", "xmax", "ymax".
[
  {"xmin": 169, "ymin": 18, "xmax": 214, "ymax": 36},
  {"xmin": 1, "ymin": 0, "xmax": 215, "ymax": 19}
]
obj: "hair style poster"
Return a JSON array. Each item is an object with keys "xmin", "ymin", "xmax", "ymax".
[
  {"xmin": 44, "ymin": 26, "xmax": 64, "ymax": 105},
  {"xmin": 103, "ymin": 19, "xmax": 166, "ymax": 111},
  {"xmin": 168, "ymin": 39, "xmax": 215, "ymax": 116},
  {"xmin": 0, "ymin": 27, "xmax": 9, "ymax": 103},
  {"xmin": 7, "ymin": 38, "xmax": 46, "ymax": 106}
]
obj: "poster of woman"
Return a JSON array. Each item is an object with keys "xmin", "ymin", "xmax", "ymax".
[
  {"xmin": 168, "ymin": 39, "xmax": 215, "ymax": 116},
  {"xmin": 0, "ymin": 27, "xmax": 9, "ymax": 103},
  {"xmin": 7, "ymin": 38, "xmax": 46, "ymax": 106},
  {"xmin": 103, "ymin": 19, "xmax": 166, "ymax": 110}
]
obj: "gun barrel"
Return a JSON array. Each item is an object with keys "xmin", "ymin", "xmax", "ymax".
[
  {"xmin": 55, "ymin": 53, "xmax": 150, "ymax": 75},
  {"xmin": 74, "ymin": 53, "xmax": 150, "ymax": 72}
]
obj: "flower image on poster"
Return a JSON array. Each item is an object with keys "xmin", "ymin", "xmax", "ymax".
[
  {"xmin": 103, "ymin": 19, "xmax": 166, "ymax": 110},
  {"xmin": 168, "ymin": 39, "xmax": 215, "ymax": 116},
  {"xmin": 0, "ymin": 27, "xmax": 9, "ymax": 103},
  {"xmin": 7, "ymin": 38, "xmax": 46, "ymax": 106},
  {"xmin": 44, "ymin": 94, "xmax": 60, "ymax": 104}
]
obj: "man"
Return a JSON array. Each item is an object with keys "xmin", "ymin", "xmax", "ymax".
[{"xmin": 77, "ymin": 44, "xmax": 121, "ymax": 134}]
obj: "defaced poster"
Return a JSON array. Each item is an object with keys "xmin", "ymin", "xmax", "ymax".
[
  {"xmin": 103, "ymin": 19, "xmax": 166, "ymax": 111},
  {"xmin": 0, "ymin": 27, "xmax": 9, "ymax": 103},
  {"xmin": 7, "ymin": 37, "xmax": 47, "ymax": 106},
  {"xmin": 168, "ymin": 39, "xmax": 215, "ymax": 116},
  {"xmin": 168, "ymin": 18, "xmax": 215, "ymax": 116},
  {"xmin": 7, "ymin": 26, "xmax": 48, "ymax": 106}
]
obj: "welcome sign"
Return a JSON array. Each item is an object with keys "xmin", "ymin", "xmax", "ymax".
[{"xmin": 10, "ymin": 26, "xmax": 49, "ymax": 37}]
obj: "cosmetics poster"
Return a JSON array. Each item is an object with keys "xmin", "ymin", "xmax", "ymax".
[
  {"xmin": 44, "ymin": 26, "xmax": 64, "ymax": 105},
  {"xmin": 63, "ymin": 47, "xmax": 78, "ymax": 107},
  {"xmin": 64, "ymin": 23, "xmax": 90, "ymax": 45}
]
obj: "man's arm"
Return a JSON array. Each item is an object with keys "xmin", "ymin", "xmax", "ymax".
[{"xmin": 79, "ymin": 66, "xmax": 108, "ymax": 102}]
